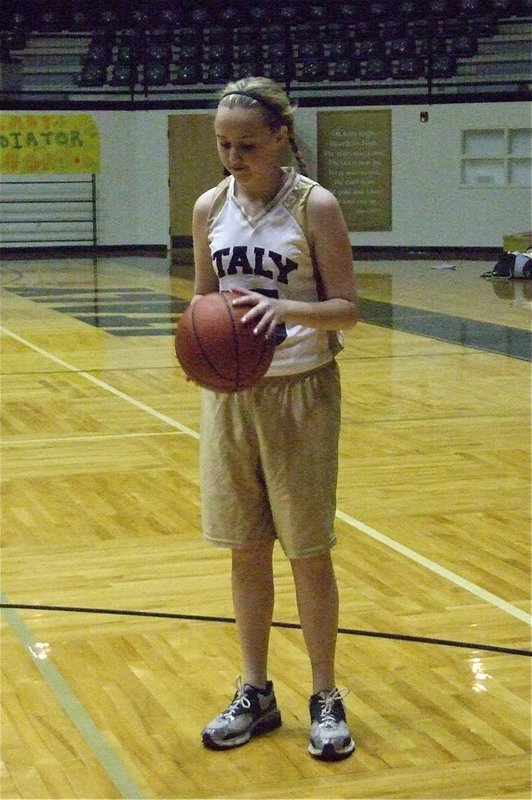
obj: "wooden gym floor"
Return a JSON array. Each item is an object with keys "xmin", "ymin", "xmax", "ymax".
[{"xmin": 0, "ymin": 253, "xmax": 530, "ymax": 799}]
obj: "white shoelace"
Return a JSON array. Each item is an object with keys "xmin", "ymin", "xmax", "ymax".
[
  {"xmin": 316, "ymin": 688, "xmax": 349, "ymax": 727},
  {"xmin": 222, "ymin": 676, "xmax": 252, "ymax": 719}
]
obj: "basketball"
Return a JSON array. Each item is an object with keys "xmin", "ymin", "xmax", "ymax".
[{"xmin": 175, "ymin": 290, "xmax": 276, "ymax": 392}]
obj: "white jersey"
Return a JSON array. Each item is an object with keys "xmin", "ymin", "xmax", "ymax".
[{"xmin": 207, "ymin": 167, "xmax": 342, "ymax": 377}]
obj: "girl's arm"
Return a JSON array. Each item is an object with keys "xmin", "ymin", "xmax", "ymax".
[
  {"xmin": 191, "ymin": 189, "xmax": 219, "ymax": 299},
  {"xmin": 234, "ymin": 186, "xmax": 358, "ymax": 338}
]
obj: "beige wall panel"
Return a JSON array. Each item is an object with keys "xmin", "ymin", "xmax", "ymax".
[{"xmin": 168, "ymin": 114, "xmax": 222, "ymax": 238}]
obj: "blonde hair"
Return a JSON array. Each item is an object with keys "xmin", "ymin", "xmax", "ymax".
[{"xmin": 218, "ymin": 76, "xmax": 309, "ymax": 177}]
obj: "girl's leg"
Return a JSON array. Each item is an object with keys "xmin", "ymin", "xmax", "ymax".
[
  {"xmin": 290, "ymin": 550, "xmax": 339, "ymax": 694},
  {"xmin": 232, "ymin": 541, "xmax": 275, "ymax": 688}
]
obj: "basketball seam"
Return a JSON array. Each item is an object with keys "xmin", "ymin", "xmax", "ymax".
[
  {"xmin": 183, "ymin": 292, "xmax": 273, "ymax": 392},
  {"xmin": 219, "ymin": 291, "xmax": 241, "ymax": 392},
  {"xmin": 190, "ymin": 299, "xmax": 236, "ymax": 389}
]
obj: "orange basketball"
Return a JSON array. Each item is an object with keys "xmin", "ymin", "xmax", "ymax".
[{"xmin": 175, "ymin": 291, "xmax": 275, "ymax": 392}]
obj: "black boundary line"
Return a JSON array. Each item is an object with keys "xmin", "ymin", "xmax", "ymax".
[{"xmin": 1, "ymin": 602, "xmax": 530, "ymax": 658}]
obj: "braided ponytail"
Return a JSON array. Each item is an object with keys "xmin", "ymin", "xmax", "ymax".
[
  {"xmin": 218, "ymin": 76, "xmax": 309, "ymax": 177},
  {"xmin": 287, "ymin": 132, "xmax": 309, "ymax": 177}
]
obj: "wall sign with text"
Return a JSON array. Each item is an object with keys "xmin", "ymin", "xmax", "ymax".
[
  {"xmin": 0, "ymin": 114, "xmax": 100, "ymax": 174},
  {"xmin": 317, "ymin": 110, "xmax": 392, "ymax": 231}
]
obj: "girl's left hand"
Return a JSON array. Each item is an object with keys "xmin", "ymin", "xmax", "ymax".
[{"xmin": 231, "ymin": 288, "xmax": 287, "ymax": 340}]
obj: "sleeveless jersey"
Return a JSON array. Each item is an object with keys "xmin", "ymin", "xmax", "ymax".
[{"xmin": 207, "ymin": 167, "xmax": 342, "ymax": 377}]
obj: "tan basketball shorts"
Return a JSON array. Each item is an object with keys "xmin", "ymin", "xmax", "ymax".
[{"xmin": 199, "ymin": 359, "xmax": 340, "ymax": 559}]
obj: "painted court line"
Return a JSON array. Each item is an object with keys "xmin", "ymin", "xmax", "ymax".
[
  {"xmin": 1, "ymin": 326, "xmax": 199, "ymax": 440},
  {"xmin": 335, "ymin": 510, "xmax": 531, "ymax": 626},
  {"xmin": 2, "ymin": 325, "xmax": 530, "ymax": 627},
  {"xmin": 0, "ymin": 592, "xmax": 145, "ymax": 799},
  {"xmin": 2, "ymin": 430, "xmax": 185, "ymax": 446}
]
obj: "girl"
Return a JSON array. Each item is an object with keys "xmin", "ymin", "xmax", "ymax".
[{"xmin": 191, "ymin": 76, "xmax": 358, "ymax": 761}]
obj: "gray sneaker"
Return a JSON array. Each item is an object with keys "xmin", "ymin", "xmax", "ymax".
[
  {"xmin": 201, "ymin": 676, "xmax": 282, "ymax": 749},
  {"xmin": 308, "ymin": 688, "xmax": 355, "ymax": 761}
]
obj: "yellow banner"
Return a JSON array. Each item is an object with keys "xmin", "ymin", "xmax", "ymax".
[{"xmin": 0, "ymin": 114, "xmax": 100, "ymax": 174}]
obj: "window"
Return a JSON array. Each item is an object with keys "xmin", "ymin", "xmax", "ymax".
[{"xmin": 461, "ymin": 128, "xmax": 531, "ymax": 187}]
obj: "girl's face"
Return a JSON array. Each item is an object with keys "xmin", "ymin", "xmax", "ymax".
[{"xmin": 214, "ymin": 106, "xmax": 287, "ymax": 185}]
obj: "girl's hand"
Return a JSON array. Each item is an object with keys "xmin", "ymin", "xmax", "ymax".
[{"xmin": 231, "ymin": 289, "xmax": 287, "ymax": 340}]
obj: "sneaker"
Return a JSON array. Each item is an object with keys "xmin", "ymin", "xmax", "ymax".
[
  {"xmin": 308, "ymin": 688, "xmax": 355, "ymax": 761},
  {"xmin": 201, "ymin": 676, "xmax": 282, "ymax": 750}
]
